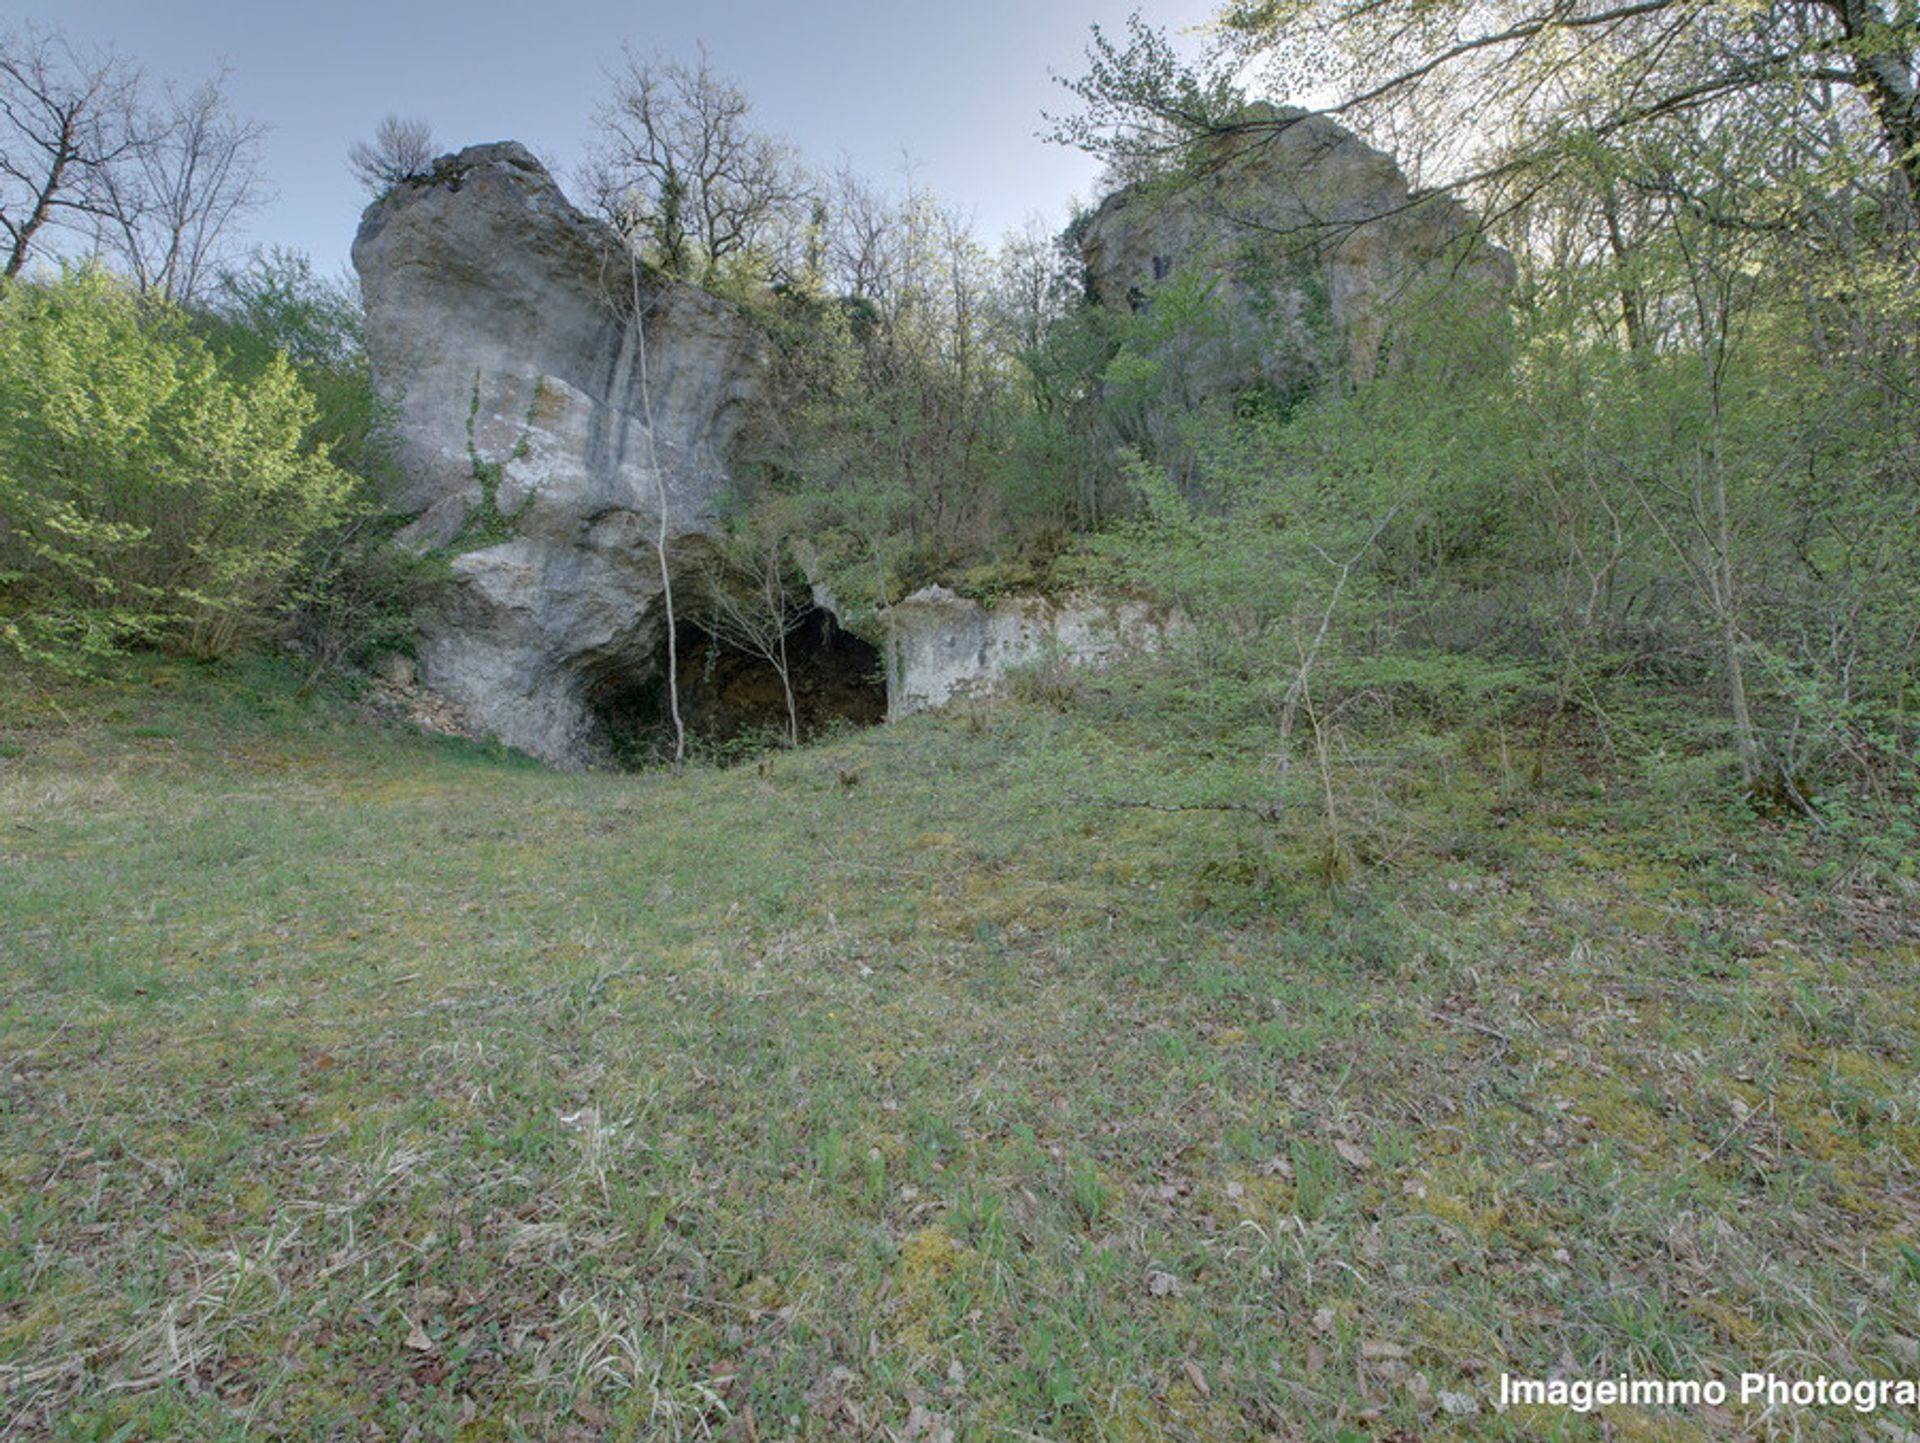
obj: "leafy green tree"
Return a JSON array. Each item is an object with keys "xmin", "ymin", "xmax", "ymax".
[{"xmin": 201, "ymin": 248, "xmax": 442, "ymax": 677}]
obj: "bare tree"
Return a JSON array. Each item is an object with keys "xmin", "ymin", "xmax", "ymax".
[
  {"xmin": 993, "ymin": 214, "xmax": 1082, "ymax": 355},
  {"xmin": 698, "ymin": 523, "xmax": 809, "ymax": 748},
  {"xmin": 1, "ymin": 30, "xmax": 267, "ymax": 304},
  {"xmin": 823, "ymin": 163, "xmax": 900, "ymax": 300},
  {"xmin": 0, "ymin": 26, "xmax": 140, "ymax": 278},
  {"xmin": 93, "ymin": 75, "xmax": 269, "ymax": 305},
  {"xmin": 348, "ymin": 114, "xmax": 435, "ymax": 195},
  {"xmin": 586, "ymin": 46, "xmax": 810, "ymax": 283}
]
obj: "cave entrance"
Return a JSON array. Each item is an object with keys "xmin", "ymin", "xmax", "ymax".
[{"xmin": 585, "ymin": 605, "xmax": 886, "ymax": 768}]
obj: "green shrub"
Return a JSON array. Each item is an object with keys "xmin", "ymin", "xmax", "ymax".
[
  {"xmin": 0, "ymin": 268, "xmax": 355, "ymax": 667},
  {"xmin": 202, "ymin": 250, "xmax": 445, "ymax": 676}
]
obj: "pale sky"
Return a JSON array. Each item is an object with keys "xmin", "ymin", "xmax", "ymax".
[{"xmin": 37, "ymin": 0, "xmax": 1219, "ymax": 283}]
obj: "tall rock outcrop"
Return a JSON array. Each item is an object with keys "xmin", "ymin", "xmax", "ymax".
[
  {"xmin": 353, "ymin": 142, "xmax": 764, "ymax": 767},
  {"xmin": 1081, "ymin": 107, "xmax": 1512, "ymax": 398}
]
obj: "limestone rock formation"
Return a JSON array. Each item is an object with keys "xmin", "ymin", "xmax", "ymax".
[
  {"xmin": 353, "ymin": 142, "xmax": 764, "ymax": 767},
  {"xmin": 1081, "ymin": 107, "xmax": 1512, "ymax": 396},
  {"xmin": 885, "ymin": 586, "xmax": 1176, "ymax": 718},
  {"xmin": 354, "ymin": 125, "xmax": 1498, "ymax": 764}
]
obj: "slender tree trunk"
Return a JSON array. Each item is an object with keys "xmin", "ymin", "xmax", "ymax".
[
  {"xmin": 767, "ymin": 550, "xmax": 798, "ymax": 747},
  {"xmin": 777, "ymin": 626, "xmax": 798, "ymax": 748},
  {"xmin": 627, "ymin": 250, "xmax": 686, "ymax": 768},
  {"xmin": 1674, "ymin": 215, "xmax": 1763, "ymax": 789},
  {"xmin": 1599, "ymin": 186, "xmax": 1647, "ymax": 354},
  {"xmin": 1698, "ymin": 312, "xmax": 1760, "ymax": 789},
  {"xmin": 1709, "ymin": 426, "xmax": 1760, "ymax": 788},
  {"xmin": 4, "ymin": 155, "xmax": 69, "ymax": 278}
]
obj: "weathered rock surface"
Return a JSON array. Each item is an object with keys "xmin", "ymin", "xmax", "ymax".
[
  {"xmin": 885, "ymin": 586, "xmax": 1176, "ymax": 718},
  {"xmin": 353, "ymin": 142, "xmax": 764, "ymax": 766},
  {"xmin": 355, "ymin": 124, "xmax": 1499, "ymax": 763},
  {"xmin": 1082, "ymin": 107, "xmax": 1512, "ymax": 396}
]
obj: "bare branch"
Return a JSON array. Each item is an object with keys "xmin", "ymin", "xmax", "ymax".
[
  {"xmin": 348, "ymin": 114, "xmax": 434, "ymax": 195},
  {"xmin": 586, "ymin": 46, "xmax": 811, "ymax": 284},
  {"xmin": 0, "ymin": 25, "xmax": 142, "ymax": 278}
]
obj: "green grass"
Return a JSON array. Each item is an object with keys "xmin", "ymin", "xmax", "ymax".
[{"xmin": 1, "ymin": 655, "xmax": 1916, "ymax": 1440}]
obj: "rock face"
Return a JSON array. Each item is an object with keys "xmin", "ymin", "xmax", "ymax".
[
  {"xmin": 885, "ymin": 586, "xmax": 1176, "ymax": 719},
  {"xmin": 1081, "ymin": 107, "xmax": 1512, "ymax": 396},
  {"xmin": 353, "ymin": 142, "xmax": 764, "ymax": 767},
  {"xmin": 353, "ymin": 126, "xmax": 1496, "ymax": 765}
]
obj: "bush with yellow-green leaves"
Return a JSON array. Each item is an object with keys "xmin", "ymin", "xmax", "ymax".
[{"xmin": 0, "ymin": 267, "xmax": 354, "ymax": 667}]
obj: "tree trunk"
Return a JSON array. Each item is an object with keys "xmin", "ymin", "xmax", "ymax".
[
  {"xmin": 776, "ymin": 618, "xmax": 798, "ymax": 748},
  {"xmin": 4, "ymin": 157, "xmax": 68, "ymax": 278},
  {"xmin": 626, "ymin": 250, "xmax": 685, "ymax": 768},
  {"xmin": 1705, "ymin": 350, "xmax": 1761, "ymax": 788},
  {"xmin": 1837, "ymin": 0, "xmax": 1920, "ymax": 207}
]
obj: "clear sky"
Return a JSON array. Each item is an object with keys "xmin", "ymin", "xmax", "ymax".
[{"xmin": 38, "ymin": 0, "xmax": 1219, "ymax": 283}]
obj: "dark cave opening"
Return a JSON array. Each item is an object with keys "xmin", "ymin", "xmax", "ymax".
[{"xmin": 584, "ymin": 605, "xmax": 886, "ymax": 767}]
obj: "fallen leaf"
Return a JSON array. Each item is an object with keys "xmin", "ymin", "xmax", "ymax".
[
  {"xmin": 1360, "ymin": 1340, "xmax": 1407, "ymax": 1360},
  {"xmin": 404, "ymin": 1318, "xmax": 436, "ymax": 1354},
  {"xmin": 1335, "ymin": 1140, "xmax": 1374, "ymax": 1171},
  {"xmin": 1438, "ymin": 1389, "xmax": 1478, "ymax": 1416},
  {"xmin": 1406, "ymin": 1370, "xmax": 1435, "ymax": 1411},
  {"xmin": 904, "ymin": 1403, "xmax": 953, "ymax": 1442},
  {"xmin": 1183, "ymin": 1359, "xmax": 1210, "ymax": 1397},
  {"xmin": 572, "ymin": 1396, "xmax": 608, "ymax": 1427},
  {"xmin": 1311, "ymin": 1306, "xmax": 1336, "ymax": 1335}
]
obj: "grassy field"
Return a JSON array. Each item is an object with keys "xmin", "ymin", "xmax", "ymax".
[{"xmin": 2, "ymin": 657, "xmax": 1917, "ymax": 1441}]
